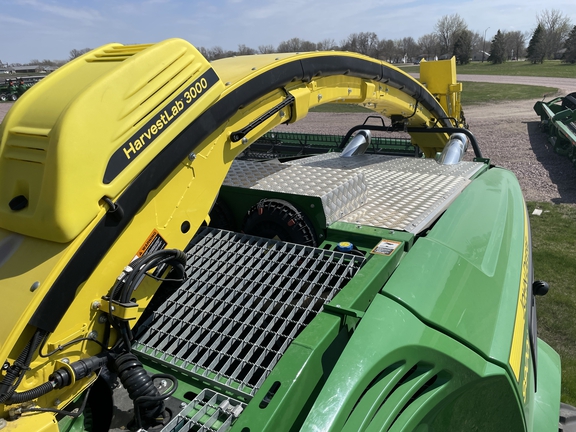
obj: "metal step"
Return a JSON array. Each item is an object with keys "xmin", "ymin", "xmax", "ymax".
[
  {"xmin": 133, "ymin": 227, "xmax": 365, "ymax": 398},
  {"xmin": 160, "ymin": 389, "xmax": 246, "ymax": 432}
]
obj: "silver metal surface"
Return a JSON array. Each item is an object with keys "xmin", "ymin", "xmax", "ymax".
[
  {"xmin": 437, "ymin": 133, "xmax": 469, "ymax": 165},
  {"xmin": 226, "ymin": 154, "xmax": 484, "ymax": 233},
  {"xmin": 341, "ymin": 130, "xmax": 371, "ymax": 157},
  {"xmin": 224, "ymin": 160, "xmax": 368, "ymax": 224},
  {"xmin": 134, "ymin": 228, "xmax": 365, "ymax": 398},
  {"xmin": 160, "ymin": 389, "xmax": 245, "ymax": 432}
]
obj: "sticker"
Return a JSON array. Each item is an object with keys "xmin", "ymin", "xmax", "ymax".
[
  {"xmin": 137, "ymin": 229, "xmax": 167, "ymax": 257},
  {"xmin": 509, "ymin": 210, "xmax": 530, "ymax": 385},
  {"xmin": 134, "ymin": 229, "xmax": 168, "ymax": 277},
  {"xmin": 103, "ymin": 68, "xmax": 220, "ymax": 184},
  {"xmin": 371, "ymin": 239, "xmax": 401, "ymax": 256}
]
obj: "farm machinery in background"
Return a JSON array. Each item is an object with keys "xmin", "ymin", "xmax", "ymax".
[
  {"xmin": 534, "ymin": 92, "xmax": 576, "ymax": 169},
  {"xmin": 0, "ymin": 76, "xmax": 42, "ymax": 102},
  {"xmin": 0, "ymin": 39, "xmax": 565, "ymax": 431}
]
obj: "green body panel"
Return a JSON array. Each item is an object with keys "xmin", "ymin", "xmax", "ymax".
[
  {"xmin": 229, "ymin": 313, "xmax": 343, "ymax": 431},
  {"xmin": 326, "ymin": 222, "xmax": 415, "ymax": 251},
  {"xmin": 381, "ymin": 167, "xmax": 526, "ymax": 373},
  {"xmin": 301, "ymin": 294, "xmax": 525, "ymax": 431},
  {"xmin": 533, "ymin": 339, "xmax": 562, "ymax": 431}
]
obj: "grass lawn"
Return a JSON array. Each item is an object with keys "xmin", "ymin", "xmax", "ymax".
[
  {"xmin": 527, "ymin": 202, "xmax": 576, "ymax": 406},
  {"xmin": 400, "ymin": 59, "xmax": 576, "ymax": 78},
  {"xmin": 461, "ymin": 82, "xmax": 558, "ymax": 105}
]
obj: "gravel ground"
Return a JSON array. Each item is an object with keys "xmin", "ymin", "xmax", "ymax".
[{"xmin": 2, "ymin": 83, "xmax": 575, "ymax": 204}]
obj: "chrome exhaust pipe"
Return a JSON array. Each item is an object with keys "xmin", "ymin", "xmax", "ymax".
[
  {"xmin": 437, "ymin": 133, "xmax": 469, "ymax": 165},
  {"xmin": 341, "ymin": 130, "xmax": 371, "ymax": 157}
]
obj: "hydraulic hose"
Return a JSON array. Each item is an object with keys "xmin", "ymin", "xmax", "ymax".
[
  {"xmin": 114, "ymin": 352, "xmax": 176, "ymax": 428},
  {"xmin": 2, "ymin": 351, "xmax": 110, "ymax": 405},
  {"xmin": 0, "ymin": 330, "xmax": 46, "ymax": 404},
  {"xmin": 5, "ymin": 382, "xmax": 55, "ymax": 405}
]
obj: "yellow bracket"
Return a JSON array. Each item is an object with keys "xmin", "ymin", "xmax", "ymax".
[{"xmin": 99, "ymin": 297, "xmax": 139, "ymax": 321}]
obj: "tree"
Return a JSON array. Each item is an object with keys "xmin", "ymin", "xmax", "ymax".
[
  {"xmin": 398, "ymin": 37, "xmax": 419, "ymax": 61},
  {"xmin": 417, "ymin": 33, "xmax": 440, "ymax": 60},
  {"xmin": 434, "ymin": 14, "xmax": 468, "ymax": 55},
  {"xmin": 376, "ymin": 39, "xmax": 395, "ymax": 61},
  {"xmin": 563, "ymin": 25, "xmax": 576, "ymax": 63},
  {"xmin": 69, "ymin": 48, "xmax": 91, "ymax": 60},
  {"xmin": 537, "ymin": 9, "xmax": 572, "ymax": 59},
  {"xmin": 258, "ymin": 45, "xmax": 275, "ymax": 54},
  {"xmin": 237, "ymin": 44, "xmax": 256, "ymax": 56},
  {"xmin": 277, "ymin": 38, "xmax": 316, "ymax": 53},
  {"xmin": 527, "ymin": 24, "xmax": 546, "ymax": 63},
  {"xmin": 453, "ymin": 30, "xmax": 472, "ymax": 64},
  {"xmin": 341, "ymin": 32, "xmax": 379, "ymax": 57},
  {"xmin": 316, "ymin": 38, "xmax": 338, "ymax": 51},
  {"xmin": 504, "ymin": 31, "xmax": 526, "ymax": 59},
  {"xmin": 488, "ymin": 30, "xmax": 506, "ymax": 64}
]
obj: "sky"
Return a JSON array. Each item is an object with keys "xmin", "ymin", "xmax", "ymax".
[{"xmin": 1, "ymin": 0, "xmax": 576, "ymax": 64}]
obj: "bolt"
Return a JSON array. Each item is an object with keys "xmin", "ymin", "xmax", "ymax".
[
  {"xmin": 61, "ymin": 358, "xmax": 69, "ymax": 364},
  {"xmin": 348, "ymin": 88, "xmax": 352, "ymax": 94},
  {"xmin": 30, "ymin": 281, "xmax": 40, "ymax": 292},
  {"xmin": 110, "ymin": 306, "xmax": 115, "ymax": 312},
  {"xmin": 88, "ymin": 331, "xmax": 98, "ymax": 340},
  {"xmin": 54, "ymin": 398, "xmax": 61, "ymax": 407},
  {"xmin": 279, "ymin": 110, "xmax": 285, "ymax": 118},
  {"xmin": 98, "ymin": 314, "xmax": 108, "ymax": 324},
  {"xmin": 180, "ymin": 402, "xmax": 187, "ymax": 409},
  {"xmin": 0, "ymin": 419, "xmax": 6, "ymax": 429},
  {"xmin": 188, "ymin": 152, "xmax": 196, "ymax": 161},
  {"xmin": 91, "ymin": 301, "xmax": 101, "ymax": 310},
  {"xmin": 241, "ymin": 137, "xmax": 248, "ymax": 144},
  {"xmin": 317, "ymin": 94, "xmax": 323, "ymax": 102}
]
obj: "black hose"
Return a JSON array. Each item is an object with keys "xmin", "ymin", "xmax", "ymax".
[
  {"xmin": 114, "ymin": 353, "xmax": 173, "ymax": 428},
  {"xmin": 0, "ymin": 330, "xmax": 46, "ymax": 404},
  {"xmin": 5, "ymin": 381, "xmax": 55, "ymax": 405}
]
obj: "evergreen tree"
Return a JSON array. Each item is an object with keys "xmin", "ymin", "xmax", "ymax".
[
  {"xmin": 563, "ymin": 25, "xmax": 576, "ymax": 64},
  {"xmin": 453, "ymin": 30, "xmax": 472, "ymax": 65},
  {"xmin": 527, "ymin": 24, "xmax": 546, "ymax": 63},
  {"xmin": 488, "ymin": 30, "xmax": 506, "ymax": 64}
]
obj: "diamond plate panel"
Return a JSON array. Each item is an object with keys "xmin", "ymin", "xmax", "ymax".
[
  {"xmin": 224, "ymin": 153, "xmax": 485, "ymax": 233},
  {"xmin": 224, "ymin": 160, "xmax": 368, "ymax": 224},
  {"xmin": 287, "ymin": 153, "xmax": 484, "ymax": 232}
]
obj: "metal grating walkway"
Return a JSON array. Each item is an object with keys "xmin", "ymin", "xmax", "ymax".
[
  {"xmin": 160, "ymin": 389, "xmax": 245, "ymax": 432},
  {"xmin": 134, "ymin": 227, "xmax": 365, "ymax": 397}
]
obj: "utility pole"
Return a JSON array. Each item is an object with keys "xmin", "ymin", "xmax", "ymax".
[{"xmin": 482, "ymin": 27, "xmax": 490, "ymax": 62}]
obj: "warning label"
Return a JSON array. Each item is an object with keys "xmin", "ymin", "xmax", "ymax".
[
  {"xmin": 134, "ymin": 229, "xmax": 168, "ymax": 277},
  {"xmin": 137, "ymin": 229, "xmax": 167, "ymax": 258},
  {"xmin": 371, "ymin": 239, "xmax": 401, "ymax": 256}
]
